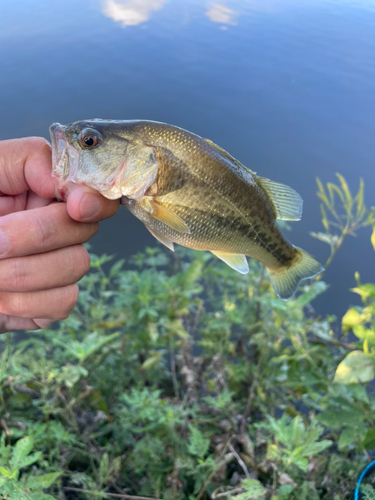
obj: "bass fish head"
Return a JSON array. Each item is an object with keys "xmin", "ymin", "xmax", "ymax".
[{"xmin": 49, "ymin": 119, "xmax": 158, "ymax": 201}]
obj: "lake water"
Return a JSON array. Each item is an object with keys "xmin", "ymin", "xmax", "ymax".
[{"xmin": 1, "ymin": 0, "xmax": 375, "ymax": 319}]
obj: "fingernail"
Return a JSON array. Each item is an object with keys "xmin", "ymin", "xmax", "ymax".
[
  {"xmin": 0, "ymin": 230, "xmax": 9, "ymax": 257},
  {"xmin": 79, "ymin": 194, "xmax": 101, "ymax": 220}
]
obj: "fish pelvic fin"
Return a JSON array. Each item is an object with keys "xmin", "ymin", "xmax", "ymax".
[
  {"xmin": 211, "ymin": 251, "xmax": 249, "ymax": 274},
  {"xmin": 266, "ymin": 248, "xmax": 324, "ymax": 300},
  {"xmin": 146, "ymin": 227, "xmax": 175, "ymax": 251},
  {"xmin": 256, "ymin": 177, "xmax": 303, "ymax": 221}
]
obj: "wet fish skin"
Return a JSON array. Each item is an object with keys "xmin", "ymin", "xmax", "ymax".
[{"xmin": 49, "ymin": 119, "xmax": 323, "ymax": 299}]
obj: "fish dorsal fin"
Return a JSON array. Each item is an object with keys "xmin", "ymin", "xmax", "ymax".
[
  {"xmin": 149, "ymin": 200, "xmax": 190, "ymax": 234},
  {"xmin": 204, "ymin": 138, "xmax": 257, "ymax": 175},
  {"xmin": 211, "ymin": 251, "xmax": 249, "ymax": 274},
  {"xmin": 256, "ymin": 177, "xmax": 303, "ymax": 221},
  {"xmin": 146, "ymin": 227, "xmax": 175, "ymax": 251}
]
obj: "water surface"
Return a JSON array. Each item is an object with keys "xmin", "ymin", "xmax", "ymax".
[{"xmin": 1, "ymin": 0, "xmax": 375, "ymax": 318}]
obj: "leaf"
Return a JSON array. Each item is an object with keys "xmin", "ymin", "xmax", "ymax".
[
  {"xmin": 15, "ymin": 451, "xmax": 43, "ymax": 469},
  {"xmin": 351, "ymin": 284, "xmax": 375, "ymax": 301},
  {"xmin": 327, "ymin": 182, "xmax": 345, "ymax": 205},
  {"xmin": 26, "ymin": 472, "xmax": 61, "ymax": 490},
  {"xmin": 342, "ymin": 307, "xmax": 370, "ymax": 332},
  {"xmin": 80, "ymin": 332, "xmax": 120, "ymax": 361},
  {"xmin": 10, "ymin": 436, "xmax": 33, "ymax": 468},
  {"xmin": 336, "ymin": 173, "xmax": 352, "ymax": 210},
  {"xmin": 317, "ymin": 407, "xmax": 364, "ymax": 430},
  {"xmin": 356, "ymin": 178, "xmax": 365, "ymax": 217},
  {"xmin": 99, "ymin": 453, "xmax": 109, "ymax": 484},
  {"xmin": 320, "ymin": 206, "xmax": 329, "ymax": 232},
  {"xmin": 140, "ymin": 351, "xmax": 163, "ymax": 370},
  {"xmin": 338, "ymin": 427, "xmax": 356, "ymax": 449},
  {"xmin": 109, "ymin": 258, "xmax": 125, "ymax": 278},
  {"xmin": 231, "ymin": 479, "xmax": 267, "ymax": 499},
  {"xmin": 301, "ymin": 440, "xmax": 332, "ymax": 456},
  {"xmin": 310, "ymin": 232, "xmax": 339, "ymax": 249},
  {"xmin": 0, "ymin": 466, "xmax": 12, "ymax": 478},
  {"xmin": 372, "ymin": 226, "xmax": 375, "ymax": 252},
  {"xmin": 293, "ymin": 281, "xmax": 327, "ymax": 308},
  {"xmin": 333, "ymin": 351, "xmax": 375, "ymax": 384},
  {"xmin": 363, "ymin": 427, "xmax": 375, "ymax": 450},
  {"xmin": 188, "ymin": 425, "xmax": 210, "ymax": 459},
  {"xmin": 352, "ymin": 325, "xmax": 375, "ymax": 342},
  {"xmin": 316, "ymin": 178, "xmax": 330, "ymax": 207},
  {"xmin": 184, "ymin": 259, "xmax": 204, "ymax": 287}
]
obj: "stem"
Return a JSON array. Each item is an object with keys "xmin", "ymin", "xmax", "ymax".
[
  {"xmin": 63, "ymin": 487, "xmax": 162, "ymax": 500},
  {"xmin": 241, "ymin": 355, "xmax": 262, "ymax": 433},
  {"xmin": 169, "ymin": 333, "xmax": 179, "ymax": 399}
]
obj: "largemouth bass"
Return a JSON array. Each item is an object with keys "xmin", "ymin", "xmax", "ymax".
[{"xmin": 49, "ymin": 119, "xmax": 323, "ymax": 299}]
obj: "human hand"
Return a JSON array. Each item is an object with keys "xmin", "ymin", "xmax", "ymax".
[{"xmin": 0, "ymin": 137, "xmax": 119, "ymax": 333}]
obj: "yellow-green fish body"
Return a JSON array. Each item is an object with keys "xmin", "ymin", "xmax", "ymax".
[{"xmin": 50, "ymin": 119, "xmax": 323, "ymax": 299}]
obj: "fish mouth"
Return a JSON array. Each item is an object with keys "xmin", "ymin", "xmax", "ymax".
[{"xmin": 49, "ymin": 123, "xmax": 80, "ymax": 201}]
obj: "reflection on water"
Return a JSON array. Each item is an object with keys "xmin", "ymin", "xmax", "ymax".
[
  {"xmin": 102, "ymin": 0, "xmax": 168, "ymax": 27},
  {"xmin": 205, "ymin": 3, "xmax": 238, "ymax": 26}
]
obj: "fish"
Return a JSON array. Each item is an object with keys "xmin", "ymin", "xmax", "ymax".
[{"xmin": 49, "ymin": 119, "xmax": 323, "ymax": 300}]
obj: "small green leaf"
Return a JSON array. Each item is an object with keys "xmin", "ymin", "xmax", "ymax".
[
  {"xmin": 333, "ymin": 351, "xmax": 375, "ymax": 384},
  {"xmin": 351, "ymin": 284, "xmax": 375, "ymax": 301},
  {"xmin": 26, "ymin": 472, "xmax": 61, "ymax": 490},
  {"xmin": 352, "ymin": 325, "xmax": 375, "ymax": 341},
  {"xmin": 356, "ymin": 178, "xmax": 365, "ymax": 217},
  {"xmin": 327, "ymin": 182, "xmax": 345, "ymax": 205},
  {"xmin": 0, "ymin": 466, "xmax": 12, "ymax": 477},
  {"xmin": 231, "ymin": 479, "xmax": 267, "ymax": 499},
  {"xmin": 363, "ymin": 427, "xmax": 375, "ymax": 450},
  {"xmin": 371, "ymin": 226, "xmax": 375, "ymax": 252},
  {"xmin": 338, "ymin": 427, "xmax": 356, "ymax": 449},
  {"xmin": 336, "ymin": 173, "xmax": 352, "ymax": 210},
  {"xmin": 342, "ymin": 307, "xmax": 370, "ymax": 332},
  {"xmin": 320, "ymin": 205, "xmax": 329, "ymax": 232},
  {"xmin": 310, "ymin": 232, "xmax": 338, "ymax": 249},
  {"xmin": 10, "ymin": 436, "xmax": 33, "ymax": 468},
  {"xmin": 301, "ymin": 440, "xmax": 332, "ymax": 456},
  {"xmin": 184, "ymin": 258, "xmax": 204, "ymax": 286},
  {"xmin": 293, "ymin": 281, "xmax": 327, "ymax": 308},
  {"xmin": 316, "ymin": 178, "xmax": 330, "ymax": 207},
  {"xmin": 109, "ymin": 258, "xmax": 125, "ymax": 278},
  {"xmin": 140, "ymin": 351, "xmax": 163, "ymax": 370},
  {"xmin": 188, "ymin": 425, "xmax": 210, "ymax": 459}
]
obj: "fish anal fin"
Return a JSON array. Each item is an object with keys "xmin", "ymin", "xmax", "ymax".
[
  {"xmin": 149, "ymin": 200, "xmax": 190, "ymax": 234},
  {"xmin": 256, "ymin": 177, "xmax": 303, "ymax": 221},
  {"xmin": 204, "ymin": 138, "xmax": 257, "ymax": 175},
  {"xmin": 211, "ymin": 251, "xmax": 249, "ymax": 274},
  {"xmin": 267, "ymin": 248, "xmax": 324, "ymax": 300},
  {"xmin": 146, "ymin": 227, "xmax": 175, "ymax": 251}
]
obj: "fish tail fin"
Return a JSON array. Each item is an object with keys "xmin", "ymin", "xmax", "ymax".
[{"xmin": 266, "ymin": 248, "xmax": 324, "ymax": 300}]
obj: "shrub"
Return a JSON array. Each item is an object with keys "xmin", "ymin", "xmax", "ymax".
[{"xmin": 0, "ymin": 175, "xmax": 374, "ymax": 500}]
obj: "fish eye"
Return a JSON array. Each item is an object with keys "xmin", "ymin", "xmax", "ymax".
[{"xmin": 78, "ymin": 128, "xmax": 102, "ymax": 149}]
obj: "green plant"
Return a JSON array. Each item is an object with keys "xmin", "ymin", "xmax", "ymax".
[{"xmin": 0, "ymin": 175, "xmax": 373, "ymax": 500}]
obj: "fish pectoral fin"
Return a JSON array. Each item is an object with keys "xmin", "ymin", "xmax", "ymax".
[
  {"xmin": 256, "ymin": 177, "xmax": 303, "ymax": 221},
  {"xmin": 146, "ymin": 227, "xmax": 175, "ymax": 251},
  {"xmin": 211, "ymin": 251, "xmax": 249, "ymax": 274},
  {"xmin": 204, "ymin": 138, "xmax": 257, "ymax": 175},
  {"xmin": 149, "ymin": 200, "xmax": 190, "ymax": 234}
]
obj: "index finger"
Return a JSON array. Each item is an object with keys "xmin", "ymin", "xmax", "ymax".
[{"xmin": 0, "ymin": 137, "xmax": 55, "ymax": 199}]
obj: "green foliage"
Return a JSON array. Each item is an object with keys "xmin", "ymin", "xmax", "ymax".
[
  {"xmin": 0, "ymin": 434, "xmax": 60, "ymax": 499},
  {"xmin": 0, "ymin": 174, "xmax": 374, "ymax": 499}
]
